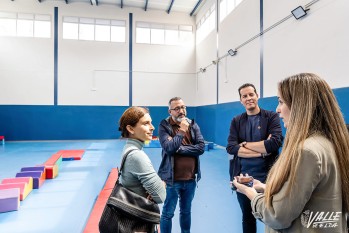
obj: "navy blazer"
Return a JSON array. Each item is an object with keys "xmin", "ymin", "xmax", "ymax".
[
  {"xmin": 158, "ymin": 117, "xmax": 205, "ymax": 184},
  {"xmin": 226, "ymin": 108, "xmax": 283, "ymax": 180}
]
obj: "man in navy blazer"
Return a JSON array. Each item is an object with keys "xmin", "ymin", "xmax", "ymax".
[{"xmin": 226, "ymin": 83, "xmax": 283, "ymax": 233}]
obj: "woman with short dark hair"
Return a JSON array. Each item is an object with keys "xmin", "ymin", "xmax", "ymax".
[{"xmin": 118, "ymin": 106, "xmax": 166, "ymax": 232}]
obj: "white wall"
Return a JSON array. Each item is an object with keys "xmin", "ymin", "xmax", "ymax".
[
  {"xmin": 2, "ymin": 0, "xmax": 349, "ymax": 107},
  {"xmin": 58, "ymin": 3, "xmax": 130, "ymax": 106},
  {"xmin": 0, "ymin": 1, "xmax": 54, "ymax": 105},
  {"xmin": 195, "ymin": 0, "xmax": 218, "ymax": 106},
  {"xmin": 218, "ymin": 0, "xmax": 260, "ymax": 103},
  {"xmin": 133, "ymin": 9, "xmax": 196, "ymax": 106},
  {"xmin": 263, "ymin": 0, "xmax": 349, "ymax": 97},
  {"xmin": 195, "ymin": 0, "xmax": 349, "ymax": 104},
  {"xmin": 0, "ymin": 0, "xmax": 196, "ymax": 106}
]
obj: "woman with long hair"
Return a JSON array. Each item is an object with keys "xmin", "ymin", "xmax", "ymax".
[{"xmin": 233, "ymin": 73, "xmax": 349, "ymax": 232}]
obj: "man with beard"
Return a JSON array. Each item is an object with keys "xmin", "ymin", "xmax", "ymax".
[
  {"xmin": 158, "ymin": 97, "xmax": 205, "ymax": 233},
  {"xmin": 226, "ymin": 83, "xmax": 283, "ymax": 233}
]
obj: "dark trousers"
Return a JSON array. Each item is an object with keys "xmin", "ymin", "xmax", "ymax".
[{"xmin": 237, "ymin": 192, "xmax": 257, "ymax": 233}]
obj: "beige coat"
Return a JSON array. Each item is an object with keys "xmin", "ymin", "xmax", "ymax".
[{"xmin": 251, "ymin": 135, "xmax": 347, "ymax": 233}]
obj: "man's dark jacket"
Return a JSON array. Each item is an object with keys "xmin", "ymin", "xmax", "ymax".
[
  {"xmin": 226, "ymin": 108, "xmax": 283, "ymax": 181},
  {"xmin": 158, "ymin": 117, "xmax": 205, "ymax": 184}
]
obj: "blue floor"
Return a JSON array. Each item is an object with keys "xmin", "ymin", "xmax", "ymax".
[{"xmin": 0, "ymin": 140, "xmax": 264, "ymax": 233}]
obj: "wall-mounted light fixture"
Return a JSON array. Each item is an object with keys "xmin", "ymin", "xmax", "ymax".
[
  {"xmin": 199, "ymin": 68, "xmax": 206, "ymax": 73},
  {"xmin": 291, "ymin": 6, "xmax": 308, "ymax": 20},
  {"xmin": 228, "ymin": 49, "xmax": 237, "ymax": 56}
]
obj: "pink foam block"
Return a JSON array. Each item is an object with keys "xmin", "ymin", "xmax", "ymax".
[
  {"xmin": 1, "ymin": 177, "xmax": 33, "ymax": 200},
  {"xmin": 0, "ymin": 183, "xmax": 28, "ymax": 201},
  {"xmin": 0, "ymin": 188, "xmax": 20, "ymax": 212}
]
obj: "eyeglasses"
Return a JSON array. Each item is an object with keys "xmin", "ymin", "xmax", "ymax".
[{"xmin": 170, "ymin": 106, "xmax": 186, "ymax": 112}]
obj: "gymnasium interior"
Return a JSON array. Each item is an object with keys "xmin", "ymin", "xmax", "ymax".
[{"xmin": 0, "ymin": 0, "xmax": 348, "ymax": 232}]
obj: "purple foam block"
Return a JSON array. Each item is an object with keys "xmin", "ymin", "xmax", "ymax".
[
  {"xmin": 21, "ymin": 166, "xmax": 45, "ymax": 172},
  {"xmin": 16, "ymin": 171, "xmax": 43, "ymax": 189},
  {"xmin": 0, "ymin": 188, "xmax": 20, "ymax": 213}
]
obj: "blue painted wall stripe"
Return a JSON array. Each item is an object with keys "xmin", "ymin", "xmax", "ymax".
[
  {"xmin": 129, "ymin": 13, "xmax": 133, "ymax": 106},
  {"xmin": 0, "ymin": 88, "xmax": 347, "ymax": 141},
  {"xmin": 195, "ymin": 87, "xmax": 349, "ymax": 147},
  {"xmin": 54, "ymin": 7, "xmax": 58, "ymax": 105}
]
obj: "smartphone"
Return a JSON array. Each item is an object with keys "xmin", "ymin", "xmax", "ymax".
[{"xmin": 231, "ymin": 176, "xmax": 254, "ymax": 191}]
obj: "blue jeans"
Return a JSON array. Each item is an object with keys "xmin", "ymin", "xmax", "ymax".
[
  {"xmin": 160, "ymin": 180, "xmax": 196, "ymax": 233},
  {"xmin": 237, "ymin": 192, "xmax": 256, "ymax": 233}
]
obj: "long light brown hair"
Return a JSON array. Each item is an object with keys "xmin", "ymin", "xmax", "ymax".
[{"xmin": 265, "ymin": 73, "xmax": 349, "ymax": 211}]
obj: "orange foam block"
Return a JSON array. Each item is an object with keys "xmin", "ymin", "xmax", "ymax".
[
  {"xmin": 102, "ymin": 168, "xmax": 119, "ymax": 190},
  {"xmin": 83, "ymin": 168, "xmax": 119, "ymax": 233},
  {"xmin": 58, "ymin": 149, "xmax": 85, "ymax": 161},
  {"xmin": 43, "ymin": 153, "xmax": 63, "ymax": 179},
  {"xmin": 83, "ymin": 189, "xmax": 111, "ymax": 233}
]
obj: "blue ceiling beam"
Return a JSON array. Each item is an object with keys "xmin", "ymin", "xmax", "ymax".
[
  {"xmin": 89, "ymin": 0, "xmax": 98, "ymax": 6},
  {"xmin": 190, "ymin": 0, "xmax": 203, "ymax": 16},
  {"xmin": 167, "ymin": 0, "xmax": 175, "ymax": 14},
  {"xmin": 145, "ymin": 0, "xmax": 148, "ymax": 11}
]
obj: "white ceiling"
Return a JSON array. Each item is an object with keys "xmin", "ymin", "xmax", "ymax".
[{"xmin": 40, "ymin": 0, "xmax": 206, "ymax": 16}]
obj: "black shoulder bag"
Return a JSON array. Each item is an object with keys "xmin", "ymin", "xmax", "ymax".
[{"xmin": 99, "ymin": 149, "xmax": 160, "ymax": 233}]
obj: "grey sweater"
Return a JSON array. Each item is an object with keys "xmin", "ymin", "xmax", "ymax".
[
  {"xmin": 120, "ymin": 138, "xmax": 166, "ymax": 204},
  {"xmin": 251, "ymin": 135, "xmax": 346, "ymax": 232}
]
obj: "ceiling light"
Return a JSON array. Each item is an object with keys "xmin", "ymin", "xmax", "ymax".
[
  {"xmin": 228, "ymin": 49, "xmax": 237, "ymax": 56},
  {"xmin": 291, "ymin": 6, "xmax": 308, "ymax": 20}
]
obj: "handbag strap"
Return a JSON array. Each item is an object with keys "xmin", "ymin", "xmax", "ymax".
[{"xmin": 118, "ymin": 149, "xmax": 136, "ymax": 179}]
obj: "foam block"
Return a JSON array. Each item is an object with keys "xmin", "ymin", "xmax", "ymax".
[
  {"xmin": 0, "ymin": 135, "xmax": 4, "ymax": 145},
  {"xmin": 1, "ymin": 177, "xmax": 33, "ymax": 200},
  {"xmin": 43, "ymin": 153, "xmax": 63, "ymax": 179},
  {"xmin": 16, "ymin": 171, "xmax": 44, "ymax": 189},
  {"xmin": 0, "ymin": 188, "xmax": 20, "ymax": 213},
  {"xmin": 0, "ymin": 183, "xmax": 29, "ymax": 201},
  {"xmin": 83, "ymin": 189, "xmax": 111, "ymax": 233},
  {"xmin": 205, "ymin": 141, "xmax": 214, "ymax": 149},
  {"xmin": 21, "ymin": 166, "xmax": 46, "ymax": 180},
  {"xmin": 44, "ymin": 164, "xmax": 59, "ymax": 179},
  {"xmin": 102, "ymin": 168, "xmax": 119, "ymax": 190},
  {"xmin": 58, "ymin": 149, "xmax": 85, "ymax": 161},
  {"xmin": 45, "ymin": 153, "xmax": 63, "ymax": 167},
  {"xmin": 204, "ymin": 143, "xmax": 209, "ymax": 151},
  {"xmin": 144, "ymin": 140, "xmax": 161, "ymax": 148}
]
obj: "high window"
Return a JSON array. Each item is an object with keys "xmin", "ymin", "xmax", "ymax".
[
  {"xmin": 0, "ymin": 11, "xmax": 51, "ymax": 38},
  {"xmin": 220, "ymin": 0, "xmax": 243, "ymax": 22},
  {"xmin": 196, "ymin": 4, "xmax": 216, "ymax": 44},
  {"xmin": 136, "ymin": 21, "xmax": 193, "ymax": 45},
  {"xmin": 63, "ymin": 16, "xmax": 126, "ymax": 42}
]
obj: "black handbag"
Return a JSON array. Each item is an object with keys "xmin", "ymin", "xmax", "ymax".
[{"xmin": 99, "ymin": 149, "xmax": 160, "ymax": 233}]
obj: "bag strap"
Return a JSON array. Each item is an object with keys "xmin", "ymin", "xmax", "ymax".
[{"xmin": 118, "ymin": 149, "xmax": 136, "ymax": 181}]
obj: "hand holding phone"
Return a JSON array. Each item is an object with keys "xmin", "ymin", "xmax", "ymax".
[{"xmin": 231, "ymin": 175, "xmax": 254, "ymax": 191}]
